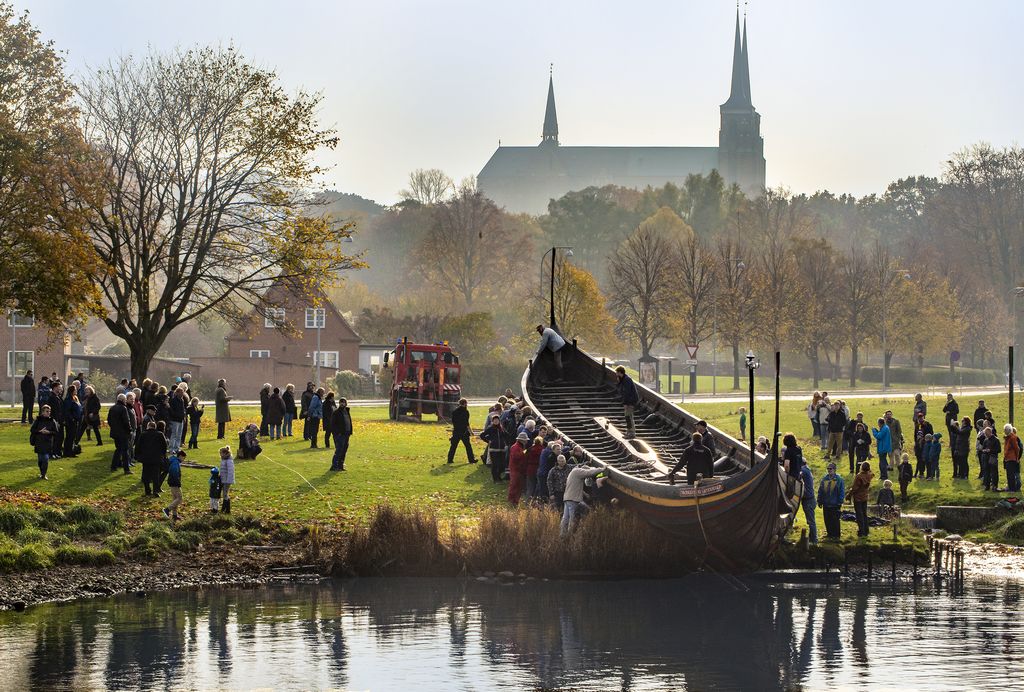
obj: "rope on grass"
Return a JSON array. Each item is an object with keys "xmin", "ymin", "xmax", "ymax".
[{"xmin": 259, "ymin": 451, "xmax": 334, "ymax": 513}]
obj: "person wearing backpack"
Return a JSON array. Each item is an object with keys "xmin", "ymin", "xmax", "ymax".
[
  {"xmin": 161, "ymin": 450, "xmax": 185, "ymax": 522},
  {"xmin": 1003, "ymin": 424, "xmax": 1021, "ymax": 492}
]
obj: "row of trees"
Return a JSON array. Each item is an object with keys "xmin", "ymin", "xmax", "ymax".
[{"xmin": 0, "ymin": 6, "xmax": 362, "ymax": 377}]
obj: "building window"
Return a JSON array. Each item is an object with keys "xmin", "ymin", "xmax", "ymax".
[
  {"xmin": 314, "ymin": 351, "xmax": 339, "ymax": 369},
  {"xmin": 7, "ymin": 313, "xmax": 34, "ymax": 328},
  {"xmin": 264, "ymin": 307, "xmax": 286, "ymax": 328},
  {"xmin": 305, "ymin": 307, "xmax": 326, "ymax": 329},
  {"xmin": 249, "ymin": 350, "xmax": 270, "ymax": 358},
  {"xmin": 7, "ymin": 351, "xmax": 33, "ymax": 377}
]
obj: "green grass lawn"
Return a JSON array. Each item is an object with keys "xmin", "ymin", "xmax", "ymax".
[
  {"xmin": 0, "ymin": 406, "xmax": 504, "ymax": 524},
  {"xmin": 685, "ymin": 393, "xmax": 1017, "ymax": 516},
  {"xmin": 1, "ymin": 394, "xmax": 1016, "ymax": 545}
]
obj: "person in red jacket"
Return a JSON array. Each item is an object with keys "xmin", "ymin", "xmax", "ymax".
[
  {"xmin": 525, "ymin": 436, "xmax": 544, "ymax": 501},
  {"xmin": 507, "ymin": 432, "xmax": 530, "ymax": 505}
]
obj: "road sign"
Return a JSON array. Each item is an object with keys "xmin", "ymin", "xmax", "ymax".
[
  {"xmin": 685, "ymin": 359, "xmax": 698, "ymax": 366},
  {"xmin": 685, "ymin": 344, "xmax": 699, "ymax": 359},
  {"xmin": 951, "ymin": 350, "xmax": 961, "ymax": 363}
]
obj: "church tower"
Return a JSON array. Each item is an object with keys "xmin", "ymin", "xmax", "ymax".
[
  {"xmin": 718, "ymin": 11, "xmax": 765, "ymax": 197},
  {"xmin": 540, "ymin": 68, "xmax": 559, "ymax": 146}
]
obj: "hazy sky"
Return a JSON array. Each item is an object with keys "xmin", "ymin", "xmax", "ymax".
[{"xmin": 16, "ymin": 0, "xmax": 1024, "ymax": 205}]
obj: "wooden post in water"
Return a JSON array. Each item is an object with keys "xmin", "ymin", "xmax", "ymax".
[{"xmin": 892, "ymin": 521, "xmax": 898, "ymax": 581}]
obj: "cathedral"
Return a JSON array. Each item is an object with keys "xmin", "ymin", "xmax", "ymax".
[{"xmin": 476, "ymin": 12, "xmax": 765, "ymax": 215}]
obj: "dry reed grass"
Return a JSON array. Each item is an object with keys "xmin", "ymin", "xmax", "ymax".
[{"xmin": 325, "ymin": 503, "xmax": 701, "ymax": 578}]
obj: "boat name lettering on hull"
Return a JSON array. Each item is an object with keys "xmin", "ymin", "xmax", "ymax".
[{"xmin": 678, "ymin": 483, "xmax": 723, "ymax": 498}]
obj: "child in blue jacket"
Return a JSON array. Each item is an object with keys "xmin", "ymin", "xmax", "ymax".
[{"xmin": 924, "ymin": 433, "xmax": 943, "ymax": 480}]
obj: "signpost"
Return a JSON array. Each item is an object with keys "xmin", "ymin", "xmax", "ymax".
[{"xmin": 685, "ymin": 345, "xmax": 699, "ymax": 395}]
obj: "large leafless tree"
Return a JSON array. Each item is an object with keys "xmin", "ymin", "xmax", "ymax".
[
  {"xmin": 78, "ymin": 47, "xmax": 361, "ymax": 378},
  {"xmin": 607, "ymin": 222, "xmax": 676, "ymax": 359}
]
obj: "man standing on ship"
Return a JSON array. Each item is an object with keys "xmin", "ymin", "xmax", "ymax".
[{"xmin": 535, "ymin": 324, "xmax": 566, "ymax": 380}]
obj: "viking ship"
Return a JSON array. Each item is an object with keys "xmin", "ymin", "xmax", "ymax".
[{"xmin": 523, "ymin": 344, "xmax": 801, "ymax": 571}]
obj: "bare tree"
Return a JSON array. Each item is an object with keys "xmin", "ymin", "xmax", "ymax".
[
  {"xmin": 713, "ymin": 234, "xmax": 755, "ymax": 389},
  {"xmin": 607, "ymin": 222, "xmax": 676, "ymax": 359},
  {"xmin": 78, "ymin": 47, "xmax": 362, "ymax": 378},
  {"xmin": 791, "ymin": 236, "xmax": 836, "ymax": 387},
  {"xmin": 836, "ymin": 244, "xmax": 876, "ymax": 386},
  {"xmin": 745, "ymin": 189, "xmax": 807, "ymax": 359},
  {"xmin": 415, "ymin": 188, "xmax": 516, "ymax": 308},
  {"xmin": 673, "ymin": 233, "xmax": 717, "ymax": 350},
  {"xmin": 399, "ymin": 168, "xmax": 454, "ymax": 205}
]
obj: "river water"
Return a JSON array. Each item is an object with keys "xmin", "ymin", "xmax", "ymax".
[{"xmin": 0, "ymin": 576, "xmax": 1018, "ymax": 690}]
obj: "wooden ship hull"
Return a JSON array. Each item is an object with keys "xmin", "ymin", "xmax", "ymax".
[{"xmin": 523, "ymin": 345, "xmax": 801, "ymax": 571}]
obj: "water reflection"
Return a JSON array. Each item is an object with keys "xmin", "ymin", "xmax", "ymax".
[{"xmin": 0, "ymin": 576, "xmax": 1020, "ymax": 690}]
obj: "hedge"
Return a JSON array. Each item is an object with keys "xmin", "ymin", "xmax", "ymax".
[
  {"xmin": 859, "ymin": 366, "xmax": 1000, "ymax": 386},
  {"xmin": 460, "ymin": 358, "xmax": 526, "ymax": 397}
]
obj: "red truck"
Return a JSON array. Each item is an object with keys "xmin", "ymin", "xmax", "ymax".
[{"xmin": 382, "ymin": 338, "xmax": 463, "ymax": 421}]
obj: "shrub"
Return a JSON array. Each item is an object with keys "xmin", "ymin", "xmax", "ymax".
[
  {"xmin": 333, "ymin": 370, "xmax": 365, "ymax": 399},
  {"xmin": 84, "ymin": 368, "xmax": 120, "ymax": 399},
  {"xmin": 0, "ymin": 541, "xmax": 54, "ymax": 572},
  {"xmin": 53, "ymin": 544, "xmax": 116, "ymax": 566},
  {"xmin": 0, "ymin": 507, "xmax": 31, "ymax": 535},
  {"xmin": 460, "ymin": 357, "xmax": 524, "ymax": 397}
]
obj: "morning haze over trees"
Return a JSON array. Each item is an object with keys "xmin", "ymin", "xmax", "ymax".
[{"xmin": 0, "ymin": 2, "xmax": 1020, "ymax": 389}]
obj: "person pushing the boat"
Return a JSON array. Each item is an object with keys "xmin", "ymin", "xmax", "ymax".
[
  {"xmin": 614, "ymin": 366, "xmax": 639, "ymax": 439},
  {"xmin": 667, "ymin": 432, "xmax": 715, "ymax": 485},
  {"xmin": 535, "ymin": 324, "xmax": 566, "ymax": 380}
]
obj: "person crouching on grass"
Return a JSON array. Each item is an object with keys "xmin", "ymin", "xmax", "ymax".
[{"xmin": 162, "ymin": 449, "xmax": 185, "ymax": 522}]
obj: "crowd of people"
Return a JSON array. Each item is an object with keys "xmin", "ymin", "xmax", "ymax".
[
  {"xmin": 784, "ymin": 391, "xmax": 1023, "ymax": 544},
  {"xmin": 455, "ymin": 389, "xmax": 609, "ymax": 536},
  {"xmin": 21, "ymin": 371, "xmax": 356, "ymax": 521}
]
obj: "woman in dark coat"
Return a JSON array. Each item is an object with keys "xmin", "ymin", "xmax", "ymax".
[
  {"xmin": 266, "ymin": 387, "xmax": 286, "ymax": 440},
  {"xmin": 63, "ymin": 391, "xmax": 83, "ymax": 458},
  {"xmin": 79, "ymin": 386, "xmax": 103, "ymax": 446},
  {"xmin": 258, "ymin": 383, "xmax": 271, "ymax": 437},
  {"xmin": 215, "ymin": 379, "xmax": 232, "ymax": 440},
  {"xmin": 321, "ymin": 392, "xmax": 337, "ymax": 448}
]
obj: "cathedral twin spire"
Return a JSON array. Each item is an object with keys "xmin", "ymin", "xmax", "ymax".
[
  {"xmin": 540, "ymin": 12, "xmax": 753, "ymax": 145},
  {"xmin": 722, "ymin": 9, "xmax": 753, "ymax": 109}
]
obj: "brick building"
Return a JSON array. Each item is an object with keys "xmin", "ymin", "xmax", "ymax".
[
  {"xmin": 0, "ymin": 313, "xmax": 70, "ymax": 403},
  {"xmin": 191, "ymin": 282, "xmax": 362, "ymax": 395}
]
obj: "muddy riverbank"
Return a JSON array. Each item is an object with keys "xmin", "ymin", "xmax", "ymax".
[{"xmin": 0, "ymin": 544, "xmax": 306, "ymax": 611}]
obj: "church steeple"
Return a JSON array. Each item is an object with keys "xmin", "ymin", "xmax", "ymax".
[
  {"xmin": 718, "ymin": 8, "xmax": 764, "ymax": 197},
  {"xmin": 722, "ymin": 9, "xmax": 752, "ymax": 108},
  {"xmin": 541, "ymin": 66, "xmax": 558, "ymax": 146}
]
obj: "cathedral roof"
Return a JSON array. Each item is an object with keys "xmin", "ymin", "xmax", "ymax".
[{"xmin": 478, "ymin": 145, "xmax": 719, "ymax": 181}]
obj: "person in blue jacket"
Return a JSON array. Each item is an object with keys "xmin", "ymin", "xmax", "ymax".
[
  {"xmin": 799, "ymin": 463, "xmax": 817, "ymax": 544},
  {"xmin": 162, "ymin": 450, "xmax": 185, "ymax": 522},
  {"xmin": 924, "ymin": 432, "xmax": 943, "ymax": 480},
  {"xmin": 615, "ymin": 366, "xmax": 640, "ymax": 439},
  {"xmin": 871, "ymin": 417, "xmax": 893, "ymax": 481},
  {"xmin": 816, "ymin": 462, "xmax": 846, "ymax": 540}
]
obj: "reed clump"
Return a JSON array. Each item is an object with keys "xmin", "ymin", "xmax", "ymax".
[{"xmin": 329, "ymin": 503, "xmax": 700, "ymax": 578}]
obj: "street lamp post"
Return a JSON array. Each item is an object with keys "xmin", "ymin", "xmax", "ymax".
[
  {"xmin": 745, "ymin": 349, "xmax": 760, "ymax": 459},
  {"xmin": 712, "ymin": 258, "xmax": 745, "ymax": 396},
  {"xmin": 539, "ymin": 246, "xmax": 573, "ymax": 330},
  {"xmin": 881, "ymin": 269, "xmax": 911, "ymax": 391}
]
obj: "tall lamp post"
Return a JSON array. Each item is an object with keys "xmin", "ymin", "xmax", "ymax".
[
  {"xmin": 881, "ymin": 269, "xmax": 911, "ymax": 391},
  {"xmin": 540, "ymin": 246, "xmax": 573, "ymax": 330},
  {"xmin": 745, "ymin": 349, "xmax": 759, "ymax": 458},
  {"xmin": 712, "ymin": 258, "xmax": 745, "ymax": 396}
]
